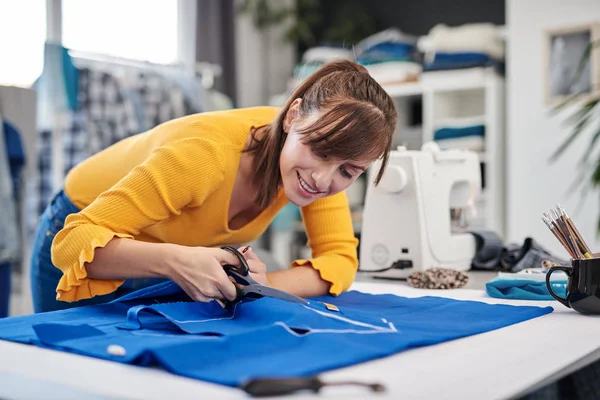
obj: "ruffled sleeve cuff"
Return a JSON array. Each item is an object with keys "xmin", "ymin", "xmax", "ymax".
[
  {"xmin": 55, "ymin": 230, "xmax": 134, "ymax": 302},
  {"xmin": 291, "ymin": 254, "xmax": 357, "ymax": 296}
]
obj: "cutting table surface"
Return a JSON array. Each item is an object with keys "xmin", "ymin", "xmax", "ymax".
[{"xmin": 1, "ymin": 280, "xmax": 599, "ymax": 400}]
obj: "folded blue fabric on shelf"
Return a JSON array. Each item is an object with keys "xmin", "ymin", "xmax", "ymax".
[
  {"xmin": 356, "ymin": 42, "xmax": 416, "ymax": 64},
  {"xmin": 434, "ymin": 125, "xmax": 485, "ymax": 141},
  {"xmin": 423, "ymin": 52, "xmax": 503, "ymax": 72},
  {"xmin": 0, "ymin": 281, "xmax": 553, "ymax": 387},
  {"xmin": 486, "ymin": 275, "xmax": 567, "ymax": 301}
]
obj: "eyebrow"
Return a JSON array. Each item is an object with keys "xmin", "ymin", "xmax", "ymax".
[{"xmin": 347, "ymin": 163, "xmax": 367, "ymax": 172}]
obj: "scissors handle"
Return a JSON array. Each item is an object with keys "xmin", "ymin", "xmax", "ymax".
[
  {"xmin": 220, "ymin": 245, "xmax": 249, "ymax": 276},
  {"xmin": 219, "ymin": 246, "xmax": 251, "ymax": 306}
]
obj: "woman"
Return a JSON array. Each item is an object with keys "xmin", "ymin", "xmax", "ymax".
[{"xmin": 30, "ymin": 60, "xmax": 398, "ymax": 313}]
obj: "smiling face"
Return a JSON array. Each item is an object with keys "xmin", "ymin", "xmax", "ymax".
[{"xmin": 279, "ymin": 99, "xmax": 374, "ymax": 207}]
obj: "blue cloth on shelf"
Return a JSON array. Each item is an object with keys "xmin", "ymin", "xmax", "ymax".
[
  {"xmin": 357, "ymin": 42, "xmax": 416, "ymax": 64},
  {"xmin": 423, "ymin": 52, "xmax": 500, "ymax": 71},
  {"xmin": 431, "ymin": 52, "xmax": 494, "ymax": 64},
  {"xmin": 434, "ymin": 125, "xmax": 485, "ymax": 141},
  {"xmin": 486, "ymin": 277, "xmax": 567, "ymax": 301},
  {"xmin": 0, "ymin": 281, "xmax": 553, "ymax": 387}
]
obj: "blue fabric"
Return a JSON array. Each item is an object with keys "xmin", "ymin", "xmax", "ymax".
[
  {"xmin": 431, "ymin": 52, "xmax": 494, "ymax": 63},
  {"xmin": 434, "ymin": 125, "xmax": 485, "ymax": 141},
  {"xmin": 3, "ymin": 121, "xmax": 26, "ymax": 198},
  {"xmin": 29, "ymin": 190, "xmax": 168, "ymax": 314},
  {"xmin": 423, "ymin": 52, "xmax": 503, "ymax": 72},
  {"xmin": 0, "ymin": 261, "xmax": 11, "ymax": 318},
  {"xmin": 0, "ymin": 280, "xmax": 552, "ymax": 386},
  {"xmin": 360, "ymin": 42, "xmax": 415, "ymax": 56},
  {"xmin": 357, "ymin": 42, "xmax": 416, "ymax": 64},
  {"xmin": 61, "ymin": 46, "xmax": 79, "ymax": 111},
  {"xmin": 486, "ymin": 277, "xmax": 568, "ymax": 301}
]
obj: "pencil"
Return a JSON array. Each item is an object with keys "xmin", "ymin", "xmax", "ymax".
[
  {"xmin": 542, "ymin": 216, "xmax": 576, "ymax": 259},
  {"xmin": 557, "ymin": 205, "xmax": 592, "ymax": 258}
]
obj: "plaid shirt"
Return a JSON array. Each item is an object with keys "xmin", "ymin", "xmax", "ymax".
[{"xmin": 27, "ymin": 65, "xmax": 202, "ymax": 238}]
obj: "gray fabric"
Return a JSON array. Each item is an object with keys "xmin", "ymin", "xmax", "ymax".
[
  {"xmin": 0, "ymin": 117, "xmax": 20, "ymax": 263},
  {"xmin": 470, "ymin": 230, "xmax": 566, "ymax": 272}
]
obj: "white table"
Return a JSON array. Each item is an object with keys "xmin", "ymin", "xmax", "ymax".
[{"xmin": 1, "ymin": 281, "xmax": 599, "ymax": 400}]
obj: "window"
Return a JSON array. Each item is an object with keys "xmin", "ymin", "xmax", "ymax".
[
  {"xmin": 0, "ymin": 0, "xmax": 46, "ymax": 87},
  {"xmin": 62, "ymin": 0, "xmax": 178, "ymax": 64}
]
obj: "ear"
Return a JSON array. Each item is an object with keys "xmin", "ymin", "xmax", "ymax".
[{"xmin": 283, "ymin": 98, "xmax": 302, "ymax": 133}]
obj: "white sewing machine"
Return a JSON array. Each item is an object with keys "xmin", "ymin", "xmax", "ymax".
[{"xmin": 359, "ymin": 142, "xmax": 481, "ymax": 279}]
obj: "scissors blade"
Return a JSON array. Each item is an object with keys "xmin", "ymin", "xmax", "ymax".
[{"xmin": 243, "ymin": 285, "xmax": 309, "ymax": 305}]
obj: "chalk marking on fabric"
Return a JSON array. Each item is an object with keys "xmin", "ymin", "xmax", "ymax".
[
  {"xmin": 140, "ymin": 300, "xmax": 394, "ymax": 333},
  {"xmin": 273, "ymin": 322, "xmax": 398, "ymax": 336},
  {"xmin": 302, "ymin": 305, "xmax": 396, "ymax": 332},
  {"xmin": 130, "ymin": 331, "xmax": 220, "ymax": 340}
]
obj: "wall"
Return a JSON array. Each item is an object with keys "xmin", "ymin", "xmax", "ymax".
[
  {"xmin": 506, "ymin": 0, "xmax": 600, "ymax": 256},
  {"xmin": 234, "ymin": 0, "xmax": 296, "ymax": 107},
  {"xmin": 195, "ymin": 0, "xmax": 237, "ymax": 102}
]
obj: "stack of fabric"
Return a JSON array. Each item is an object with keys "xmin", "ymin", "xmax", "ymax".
[
  {"xmin": 355, "ymin": 28, "xmax": 421, "ymax": 86},
  {"xmin": 289, "ymin": 28, "xmax": 421, "ymax": 89},
  {"xmin": 433, "ymin": 116, "xmax": 486, "ymax": 153},
  {"xmin": 289, "ymin": 45, "xmax": 354, "ymax": 89},
  {"xmin": 418, "ymin": 23, "xmax": 505, "ymax": 72}
]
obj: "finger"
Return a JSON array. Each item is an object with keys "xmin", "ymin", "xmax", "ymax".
[
  {"xmin": 237, "ymin": 245, "xmax": 250, "ymax": 255},
  {"xmin": 179, "ymin": 283, "xmax": 205, "ymax": 302},
  {"xmin": 211, "ymin": 248, "xmax": 240, "ymax": 266},
  {"xmin": 215, "ymin": 299, "xmax": 226, "ymax": 308},
  {"xmin": 215, "ymin": 267, "xmax": 238, "ymax": 301},
  {"xmin": 247, "ymin": 259, "xmax": 266, "ymax": 274},
  {"xmin": 189, "ymin": 288, "xmax": 213, "ymax": 303},
  {"xmin": 242, "ymin": 246, "xmax": 261, "ymax": 262},
  {"xmin": 203, "ymin": 286, "xmax": 224, "ymax": 300}
]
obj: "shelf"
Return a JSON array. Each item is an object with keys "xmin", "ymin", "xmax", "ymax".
[
  {"xmin": 382, "ymin": 81, "xmax": 422, "ymax": 97},
  {"xmin": 420, "ymin": 67, "xmax": 495, "ymax": 92},
  {"xmin": 382, "ymin": 67, "xmax": 500, "ymax": 98}
]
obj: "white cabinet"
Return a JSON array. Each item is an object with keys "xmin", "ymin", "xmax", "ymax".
[{"xmin": 385, "ymin": 67, "xmax": 506, "ymax": 239}]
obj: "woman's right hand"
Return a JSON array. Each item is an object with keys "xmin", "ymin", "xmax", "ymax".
[{"xmin": 166, "ymin": 245, "xmax": 240, "ymax": 302}]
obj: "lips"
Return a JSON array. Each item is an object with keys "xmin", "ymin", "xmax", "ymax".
[{"xmin": 297, "ymin": 171, "xmax": 320, "ymax": 197}]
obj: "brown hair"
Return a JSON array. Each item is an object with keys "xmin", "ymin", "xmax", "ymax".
[{"xmin": 247, "ymin": 60, "xmax": 398, "ymax": 208}]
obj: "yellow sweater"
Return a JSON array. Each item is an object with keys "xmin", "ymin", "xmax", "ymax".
[{"xmin": 52, "ymin": 107, "xmax": 359, "ymax": 302}]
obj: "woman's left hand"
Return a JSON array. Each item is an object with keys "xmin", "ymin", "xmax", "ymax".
[{"xmin": 238, "ymin": 246, "xmax": 269, "ymax": 286}]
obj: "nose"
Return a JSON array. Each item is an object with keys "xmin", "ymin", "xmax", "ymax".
[{"xmin": 311, "ymin": 166, "xmax": 336, "ymax": 192}]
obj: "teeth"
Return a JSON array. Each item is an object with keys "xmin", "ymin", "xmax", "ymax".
[{"xmin": 298, "ymin": 174, "xmax": 318, "ymax": 194}]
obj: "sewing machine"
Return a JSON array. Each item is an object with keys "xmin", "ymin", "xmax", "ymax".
[{"xmin": 359, "ymin": 142, "xmax": 481, "ymax": 279}]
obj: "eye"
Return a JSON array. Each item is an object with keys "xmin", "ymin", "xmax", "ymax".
[{"xmin": 340, "ymin": 166, "xmax": 353, "ymax": 179}]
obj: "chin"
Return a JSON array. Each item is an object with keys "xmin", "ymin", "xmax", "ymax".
[
  {"xmin": 282, "ymin": 183, "xmax": 312, "ymax": 207},
  {"xmin": 282, "ymin": 172, "xmax": 320, "ymax": 207}
]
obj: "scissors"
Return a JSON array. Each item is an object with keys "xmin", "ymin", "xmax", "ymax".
[{"xmin": 220, "ymin": 245, "xmax": 309, "ymax": 306}]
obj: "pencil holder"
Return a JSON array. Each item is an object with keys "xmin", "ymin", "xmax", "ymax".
[{"xmin": 545, "ymin": 258, "xmax": 600, "ymax": 315}]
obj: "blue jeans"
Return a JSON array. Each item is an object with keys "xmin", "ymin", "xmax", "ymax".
[
  {"xmin": 0, "ymin": 261, "xmax": 10, "ymax": 318},
  {"xmin": 30, "ymin": 190, "xmax": 167, "ymax": 313}
]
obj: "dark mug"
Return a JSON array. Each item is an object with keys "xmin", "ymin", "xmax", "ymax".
[{"xmin": 545, "ymin": 258, "xmax": 600, "ymax": 315}]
